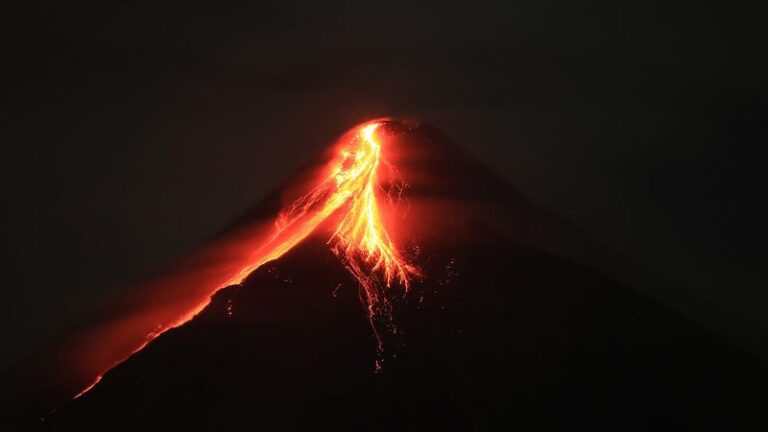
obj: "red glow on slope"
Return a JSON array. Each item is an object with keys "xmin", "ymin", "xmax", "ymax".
[
  {"xmin": 72, "ymin": 376, "xmax": 101, "ymax": 400},
  {"xmin": 73, "ymin": 121, "xmax": 417, "ymax": 398}
]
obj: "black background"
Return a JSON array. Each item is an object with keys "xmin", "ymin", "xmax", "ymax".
[{"xmin": 1, "ymin": 1, "xmax": 765, "ymax": 369}]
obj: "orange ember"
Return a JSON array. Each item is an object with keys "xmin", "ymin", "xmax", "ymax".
[{"xmin": 74, "ymin": 121, "xmax": 417, "ymax": 399}]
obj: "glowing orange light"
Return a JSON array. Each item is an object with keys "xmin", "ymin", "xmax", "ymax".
[
  {"xmin": 73, "ymin": 121, "xmax": 417, "ymax": 399},
  {"xmin": 331, "ymin": 123, "xmax": 413, "ymax": 290},
  {"xmin": 327, "ymin": 124, "xmax": 417, "ymax": 338},
  {"xmin": 219, "ymin": 122, "xmax": 416, "ymax": 291}
]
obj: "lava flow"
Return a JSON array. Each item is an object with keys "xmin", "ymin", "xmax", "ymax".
[
  {"xmin": 223, "ymin": 123, "xmax": 416, "ymax": 291},
  {"xmin": 73, "ymin": 121, "xmax": 418, "ymax": 399}
]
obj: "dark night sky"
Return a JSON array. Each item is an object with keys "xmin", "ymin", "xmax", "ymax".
[{"xmin": 1, "ymin": 1, "xmax": 765, "ymax": 368}]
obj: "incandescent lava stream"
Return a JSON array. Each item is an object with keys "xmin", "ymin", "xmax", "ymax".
[
  {"xmin": 6, "ymin": 120, "xmax": 421, "ymax": 412},
  {"xmin": 75, "ymin": 121, "xmax": 418, "ymax": 398}
]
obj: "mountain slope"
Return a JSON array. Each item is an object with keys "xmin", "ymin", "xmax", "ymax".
[{"xmin": 48, "ymin": 227, "xmax": 768, "ymax": 430}]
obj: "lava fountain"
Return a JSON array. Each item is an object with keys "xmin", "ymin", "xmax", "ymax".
[{"xmin": 72, "ymin": 121, "xmax": 418, "ymax": 399}]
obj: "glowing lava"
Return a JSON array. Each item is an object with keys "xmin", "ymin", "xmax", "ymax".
[
  {"xmin": 74, "ymin": 121, "xmax": 417, "ymax": 399},
  {"xmin": 222, "ymin": 122, "xmax": 416, "ymax": 291}
]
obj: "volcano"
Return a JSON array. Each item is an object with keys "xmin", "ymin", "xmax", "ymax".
[{"xmin": 3, "ymin": 121, "xmax": 767, "ymax": 430}]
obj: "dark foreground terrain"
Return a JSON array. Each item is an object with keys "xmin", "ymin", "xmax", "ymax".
[{"xmin": 45, "ymin": 229, "xmax": 768, "ymax": 430}]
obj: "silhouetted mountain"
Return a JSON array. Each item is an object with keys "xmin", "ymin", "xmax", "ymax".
[{"xmin": 6, "ymin": 123, "xmax": 768, "ymax": 430}]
